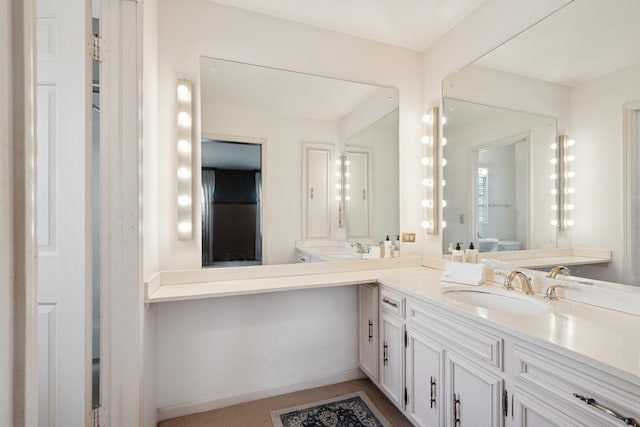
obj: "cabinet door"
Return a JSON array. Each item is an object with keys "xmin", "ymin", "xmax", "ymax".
[
  {"xmin": 358, "ymin": 284, "xmax": 379, "ymax": 382},
  {"xmin": 446, "ymin": 352, "xmax": 504, "ymax": 427},
  {"xmin": 406, "ymin": 328, "xmax": 445, "ymax": 427},
  {"xmin": 379, "ymin": 313, "xmax": 405, "ymax": 409}
]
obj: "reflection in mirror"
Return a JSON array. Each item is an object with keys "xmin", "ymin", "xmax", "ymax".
[
  {"xmin": 201, "ymin": 140, "xmax": 262, "ymax": 267},
  {"xmin": 441, "ymin": 0, "xmax": 640, "ymax": 284},
  {"xmin": 442, "ymin": 98, "xmax": 556, "ymax": 254},
  {"xmin": 200, "ymin": 56, "xmax": 399, "ymax": 265}
]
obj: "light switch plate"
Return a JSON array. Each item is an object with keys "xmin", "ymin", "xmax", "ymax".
[{"xmin": 402, "ymin": 233, "xmax": 415, "ymax": 242}]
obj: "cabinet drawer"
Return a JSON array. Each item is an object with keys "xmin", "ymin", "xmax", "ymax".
[
  {"xmin": 514, "ymin": 344, "xmax": 640, "ymax": 425},
  {"xmin": 380, "ymin": 288, "xmax": 405, "ymax": 318},
  {"xmin": 407, "ymin": 299, "xmax": 503, "ymax": 371}
]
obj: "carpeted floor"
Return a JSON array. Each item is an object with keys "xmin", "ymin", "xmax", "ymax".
[{"xmin": 158, "ymin": 378, "xmax": 413, "ymax": 426}]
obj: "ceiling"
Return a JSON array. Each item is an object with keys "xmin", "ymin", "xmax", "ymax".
[
  {"xmin": 476, "ymin": 0, "xmax": 640, "ymax": 87},
  {"xmin": 207, "ymin": 0, "xmax": 487, "ymax": 51}
]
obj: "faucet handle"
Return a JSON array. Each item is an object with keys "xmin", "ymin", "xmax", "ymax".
[
  {"xmin": 493, "ymin": 271, "xmax": 513, "ymax": 290},
  {"xmin": 545, "ymin": 284, "xmax": 568, "ymax": 300}
]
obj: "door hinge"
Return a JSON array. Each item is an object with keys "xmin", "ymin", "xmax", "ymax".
[
  {"xmin": 404, "ymin": 330, "xmax": 408, "ymax": 348},
  {"xmin": 92, "ymin": 405, "xmax": 106, "ymax": 427},
  {"xmin": 503, "ymin": 389, "xmax": 508, "ymax": 418},
  {"xmin": 404, "ymin": 387, "xmax": 408, "ymax": 406},
  {"xmin": 90, "ymin": 35, "xmax": 107, "ymax": 62}
]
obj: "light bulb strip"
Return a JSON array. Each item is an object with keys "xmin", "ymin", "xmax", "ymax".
[
  {"xmin": 556, "ymin": 134, "xmax": 575, "ymax": 230},
  {"xmin": 422, "ymin": 106, "xmax": 440, "ymax": 235},
  {"xmin": 176, "ymin": 79, "xmax": 194, "ymax": 240}
]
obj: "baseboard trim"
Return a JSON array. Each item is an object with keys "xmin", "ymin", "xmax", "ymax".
[{"xmin": 157, "ymin": 368, "xmax": 366, "ymax": 421}]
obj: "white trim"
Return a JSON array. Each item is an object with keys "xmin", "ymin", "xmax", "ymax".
[
  {"xmin": 623, "ymin": 100, "xmax": 640, "ymax": 284},
  {"xmin": 157, "ymin": 368, "xmax": 366, "ymax": 422}
]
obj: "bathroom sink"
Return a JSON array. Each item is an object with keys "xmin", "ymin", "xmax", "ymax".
[
  {"xmin": 442, "ymin": 287, "xmax": 553, "ymax": 315},
  {"xmin": 327, "ymin": 252, "xmax": 362, "ymax": 260}
]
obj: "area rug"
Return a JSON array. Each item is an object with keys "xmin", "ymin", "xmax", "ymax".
[{"xmin": 271, "ymin": 391, "xmax": 392, "ymax": 427}]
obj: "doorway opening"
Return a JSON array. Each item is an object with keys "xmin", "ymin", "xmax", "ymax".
[{"xmin": 201, "ymin": 139, "xmax": 262, "ymax": 267}]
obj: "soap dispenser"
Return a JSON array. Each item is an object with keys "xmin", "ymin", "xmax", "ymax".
[
  {"xmin": 466, "ymin": 242, "xmax": 478, "ymax": 264},
  {"xmin": 394, "ymin": 235, "xmax": 400, "ymax": 257},
  {"xmin": 452, "ymin": 242, "xmax": 465, "ymax": 263},
  {"xmin": 383, "ymin": 235, "xmax": 392, "ymax": 258}
]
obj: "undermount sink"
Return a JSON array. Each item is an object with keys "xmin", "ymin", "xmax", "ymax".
[
  {"xmin": 327, "ymin": 252, "xmax": 362, "ymax": 260},
  {"xmin": 442, "ymin": 286, "xmax": 553, "ymax": 315}
]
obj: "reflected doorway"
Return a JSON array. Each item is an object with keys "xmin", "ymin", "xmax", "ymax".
[{"xmin": 201, "ymin": 139, "xmax": 262, "ymax": 267}]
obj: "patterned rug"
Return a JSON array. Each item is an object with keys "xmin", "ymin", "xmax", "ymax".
[{"xmin": 271, "ymin": 391, "xmax": 392, "ymax": 427}]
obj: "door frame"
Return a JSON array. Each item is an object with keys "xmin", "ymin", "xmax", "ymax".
[{"xmin": 623, "ymin": 101, "xmax": 640, "ymax": 284}]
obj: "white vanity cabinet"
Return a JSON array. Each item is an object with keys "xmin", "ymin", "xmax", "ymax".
[
  {"xmin": 379, "ymin": 288, "xmax": 406, "ymax": 409},
  {"xmin": 358, "ymin": 284, "xmax": 379, "ymax": 382}
]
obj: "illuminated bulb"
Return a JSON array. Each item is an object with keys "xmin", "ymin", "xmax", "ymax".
[
  {"xmin": 442, "ymin": 158, "xmax": 447, "ymax": 166},
  {"xmin": 566, "ymin": 203, "xmax": 575, "ymax": 210},
  {"xmin": 550, "ymin": 143, "xmax": 558, "ymax": 150},
  {"xmin": 550, "ymin": 204, "xmax": 557, "ymax": 211},
  {"xmin": 335, "ymin": 184, "xmax": 341, "ymax": 189},
  {"xmin": 421, "ymin": 200, "xmax": 432, "ymax": 208},
  {"xmin": 550, "ymin": 158, "xmax": 558, "ymax": 164},
  {"xmin": 550, "ymin": 189, "xmax": 558, "ymax": 195},
  {"xmin": 441, "ymin": 137, "xmax": 447, "ymax": 146},
  {"xmin": 178, "ymin": 222, "xmax": 192, "ymax": 234},
  {"xmin": 422, "ymin": 179, "xmax": 432, "ymax": 187},
  {"xmin": 345, "ymin": 184, "xmax": 351, "ymax": 189},
  {"xmin": 441, "ymin": 116, "xmax": 447, "ymax": 124},
  {"xmin": 177, "ymin": 139, "xmax": 191, "ymax": 153},
  {"xmin": 421, "ymin": 157, "xmax": 431, "ymax": 166},
  {"xmin": 178, "ymin": 112, "xmax": 191, "ymax": 127},
  {"xmin": 335, "ymin": 196, "xmax": 341, "ymax": 201},
  {"xmin": 177, "ymin": 195, "xmax": 191, "ymax": 207},
  {"xmin": 567, "ymin": 171, "xmax": 576, "ymax": 178},
  {"xmin": 345, "ymin": 172, "xmax": 350, "ymax": 177},
  {"xmin": 442, "ymin": 179, "xmax": 446, "ymax": 186},
  {"xmin": 442, "ymin": 200, "xmax": 447, "ymax": 207},
  {"xmin": 441, "ymin": 220, "xmax": 447, "ymax": 228},
  {"xmin": 566, "ymin": 187, "xmax": 575, "ymax": 194},
  {"xmin": 335, "ymin": 172, "xmax": 341, "ymax": 177},
  {"xmin": 345, "ymin": 196, "xmax": 351, "ymax": 201},
  {"xmin": 566, "ymin": 219, "xmax": 575, "ymax": 226},
  {"xmin": 551, "ymin": 219, "xmax": 558, "ymax": 226},
  {"xmin": 566, "ymin": 139, "xmax": 576, "ymax": 146},
  {"xmin": 422, "ymin": 114, "xmax": 432, "ymax": 124},
  {"xmin": 177, "ymin": 167, "xmax": 191, "ymax": 179},
  {"xmin": 345, "ymin": 160, "xmax": 351, "ymax": 166},
  {"xmin": 566, "ymin": 155, "xmax": 575, "ymax": 162},
  {"xmin": 421, "ymin": 220, "xmax": 431, "ymax": 229},
  {"xmin": 177, "ymin": 84, "xmax": 190, "ymax": 100},
  {"xmin": 335, "ymin": 159, "xmax": 341, "ymax": 165},
  {"xmin": 550, "ymin": 173, "xmax": 557, "ymax": 180},
  {"xmin": 421, "ymin": 135, "xmax": 431, "ymax": 144}
]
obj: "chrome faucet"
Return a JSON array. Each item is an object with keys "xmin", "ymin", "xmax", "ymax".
[
  {"xmin": 350, "ymin": 242, "xmax": 366, "ymax": 254},
  {"xmin": 547, "ymin": 265, "xmax": 570, "ymax": 279},
  {"xmin": 508, "ymin": 270, "xmax": 535, "ymax": 295}
]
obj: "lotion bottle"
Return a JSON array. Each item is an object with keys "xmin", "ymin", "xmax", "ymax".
[
  {"xmin": 466, "ymin": 242, "xmax": 478, "ymax": 264},
  {"xmin": 383, "ymin": 235, "xmax": 392, "ymax": 258},
  {"xmin": 452, "ymin": 242, "xmax": 465, "ymax": 263}
]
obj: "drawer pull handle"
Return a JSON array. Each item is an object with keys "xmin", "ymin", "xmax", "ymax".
[
  {"xmin": 368, "ymin": 320, "xmax": 373, "ymax": 342},
  {"xmin": 573, "ymin": 393, "xmax": 639, "ymax": 426},
  {"xmin": 382, "ymin": 297, "xmax": 398, "ymax": 308},
  {"xmin": 453, "ymin": 393, "xmax": 461, "ymax": 426},
  {"xmin": 429, "ymin": 376, "xmax": 436, "ymax": 408},
  {"xmin": 383, "ymin": 342, "xmax": 388, "ymax": 366}
]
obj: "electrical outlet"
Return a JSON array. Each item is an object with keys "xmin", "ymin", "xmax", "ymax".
[{"xmin": 402, "ymin": 233, "xmax": 415, "ymax": 243}]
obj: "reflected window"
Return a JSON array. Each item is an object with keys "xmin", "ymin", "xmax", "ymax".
[{"xmin": 478, "ymin": 167, "xmax": 488, "ymax": 224}]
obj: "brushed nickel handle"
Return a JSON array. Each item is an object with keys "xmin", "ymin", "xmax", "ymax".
[
  {"xmin": 453, "ymin": 393, "xmax": 461, "ymax": 426},
  {"xmin": 382, "ymin": 297, "xmax": 398, "ymax": 308},
  {"xmin": 573, "ymin": 393, "xmax": 639, "ymax": 426}
]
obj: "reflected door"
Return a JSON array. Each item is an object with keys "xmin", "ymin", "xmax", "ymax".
[
  {"xmin": 346, "ymin": 149, "xmax": 370, "ymax": 239},
  {"xmin": 303, "ymin": 143, "xmax": 332, "ymax": 240}
]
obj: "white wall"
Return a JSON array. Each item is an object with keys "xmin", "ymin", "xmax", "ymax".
[
  {"xmin": 155, "ymin": 286, "xmax": 358, "ymax": 418},
  {"xmin": 568, "ymin": 62, "xmax": 640, "ymax": 283},
  {"xmin": 152, "ymin": 0, "xmax": 423, "ymax": 272},
  {"xmin": 201, "ymin": 104, "xmax": 341, "ymax": 264},
  {"xmin": 422, "ymin": 0, "xmax": 572, "ymax": 256}
]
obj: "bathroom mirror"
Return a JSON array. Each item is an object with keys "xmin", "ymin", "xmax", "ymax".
[
  {"xmin": 200, "ymin": 56, "xmax": 399, "ymax": 266},
  {"xmin": 442, "ymin": 0, "xmax": 640, "ymax": 284},
  {"xmin": 442, "ymin": 98, "xmax": 557, "ymax": 254}
]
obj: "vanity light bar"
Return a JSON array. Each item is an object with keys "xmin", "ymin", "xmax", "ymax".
[
  {"xmin": 554, "ymin": 135, "xmax": 575, "ymax": 231},
  {"xmin": 422, "ymin": 106, "xmax": 440, "ymax": 234},
  {"xmin": 176, "ymin": 79, "xmax": 194, "ymax": 240}
]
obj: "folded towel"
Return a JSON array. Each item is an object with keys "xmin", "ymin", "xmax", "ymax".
[{"xmin": 441, "ymin": 262, "xmax": 484, "ymax": 286}]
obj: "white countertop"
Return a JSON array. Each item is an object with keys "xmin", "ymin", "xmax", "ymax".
[{"xmin": 146, "ymin": 264, "xmax": 640, "ymax": 383}]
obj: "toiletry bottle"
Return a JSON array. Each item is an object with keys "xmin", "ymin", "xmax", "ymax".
[
  {"xmin": 383, "ymin": 235, "xmax": 392, "ymax": 258},
  {"xmin": 452, "ymin": 242, "xmax": 465, "ymax": 263},
  {"xmin": 394, "ymin": 235, "xmax": 400, "ymax": 257},
  {"xmin": 466, "ymin": 242, "xmax": 478, "ymax": 264}
]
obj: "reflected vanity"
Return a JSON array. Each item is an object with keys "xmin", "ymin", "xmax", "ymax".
[{"xmin": 199, "ymin": 57, "xmax": 399, "ymax": 267}]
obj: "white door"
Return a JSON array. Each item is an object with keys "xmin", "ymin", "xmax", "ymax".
[
  {"xmin": 345, "ymin": 149, "xmax": 370, "ymax": 239},
  {"xmin": 37, "ymin": 0, "xmax": 90, "ymax": 425},
  {"xmin": 406, "ymin": 328, "xmax": 445, "ymax": 427},
  {"xmin": 302, "ymin": 143, "xmax": 332, "ymax": 239},
  {"xmin": 358, "ymin": 284, "xmax": 378, "ymax": 382},
  {"xmin": 379, "ymin": 312, "xmax": 405, "ymax": 409}
]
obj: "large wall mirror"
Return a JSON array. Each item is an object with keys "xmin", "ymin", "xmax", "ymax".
[
  {"xmin": 442, "ymin": 0, "xmax": 640, "ymax": 285},
  {"xmin": 200, "ymin": 57, "xmax": 399, "ymax": 267}
]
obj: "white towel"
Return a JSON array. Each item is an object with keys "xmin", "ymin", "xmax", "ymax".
[{"xmin": 441, "ymin": 262, "xmax": 484, "ymax": 286}]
